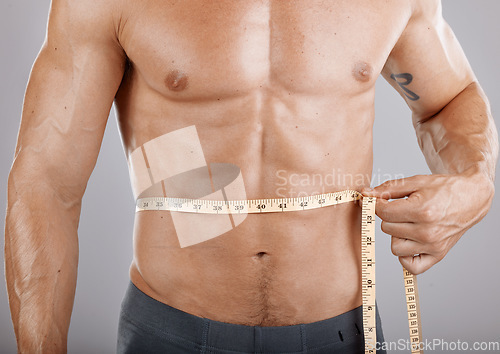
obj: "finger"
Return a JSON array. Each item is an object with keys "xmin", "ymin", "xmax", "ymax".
[
  {"xmin": 399, "ymin": 254, "xmax": 437, "ymax": 275},
  {"xmin": 362, "ymin": 175, "xmax": 426, "ymax": 200},
  {"xmin": 390, "ymin": 236, "xmax": 424, "ymax": 257},
  {"xmin": 380, "ymin": 221, "xmax": 420, "ymax": 241},
  {"xmin": 376, "ymin": 198, "xmax": 420, "ymax": 223},
  {"xmin": 382, "ymin": 221, "xmax": 442, "ymax": 246}
]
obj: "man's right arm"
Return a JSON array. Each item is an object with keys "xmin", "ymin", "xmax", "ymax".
[{"xmin": 5, "ymin": 0, "xmax": 126, "ymax": 352}]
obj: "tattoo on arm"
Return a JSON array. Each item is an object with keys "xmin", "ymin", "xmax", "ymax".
[{"xmin": 390, "ymin": 73, "xmax": 420, "ymax": 101}]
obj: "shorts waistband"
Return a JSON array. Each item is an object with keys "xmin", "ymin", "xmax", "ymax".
[{"xmin": 120, "ymin": 281, "xmax": 378, "ymax": 352}]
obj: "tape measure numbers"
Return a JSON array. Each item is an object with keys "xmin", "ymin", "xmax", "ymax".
[{"xmin": 137, "ymin": 190, "xmax": 423, "ymax": 353}]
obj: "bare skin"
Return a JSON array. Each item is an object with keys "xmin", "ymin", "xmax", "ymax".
[{"xmin": 5, "ymin": 0, "xmax": 498, "ymax": 352}]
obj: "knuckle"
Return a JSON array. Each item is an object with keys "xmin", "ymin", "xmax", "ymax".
[
  {"xmin": 419, "ymin": 205, "xmax": 438, "ymax": 223},
  {"xmin": 422, "ymin": 226, "xmax": 439, "ymax": 243},
  {"xmin": 428, "ymin": 225, "xmax": 441, "ymax": 236},
  {"xmin": 409, "ymin": 192, "xmax": 423, "ymax": 203}
]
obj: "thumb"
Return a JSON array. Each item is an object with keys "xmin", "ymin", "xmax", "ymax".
[{"xmin": 399, "ymin": 254, "xmax": 435, "ymax": 275}]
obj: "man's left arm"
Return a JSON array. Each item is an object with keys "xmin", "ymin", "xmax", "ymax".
[{"xmin": 364, "ymin": 0, "xmax": 499, "ymax": 274}]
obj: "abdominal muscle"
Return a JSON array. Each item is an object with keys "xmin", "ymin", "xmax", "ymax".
[{"xmin": 120, "ymin": 84, "xmax": 375, "ymax": 326}]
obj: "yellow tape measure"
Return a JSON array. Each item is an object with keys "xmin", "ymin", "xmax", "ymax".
[{"xmin": 136, "ymin": 190, "xmax": 423, "ymax": 353}]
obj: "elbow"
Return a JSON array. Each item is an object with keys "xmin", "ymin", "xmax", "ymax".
[{"xmin": 6, "ymin": 152, "xmax": 85, "ymax": 213}]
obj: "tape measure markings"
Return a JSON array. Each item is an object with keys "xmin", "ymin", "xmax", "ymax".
[
  {"xmin": 404, "ymin": 268, "xmax": 423, "ymax": 354},
  {"xmin": 137, "ymin": 190, "xmax": 361, "ymax": 215},
  {"xmin": 361, "ymin": 196, "xmax": 377, "ymax": 353}
]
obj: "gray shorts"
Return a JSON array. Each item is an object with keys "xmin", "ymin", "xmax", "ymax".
[{"xmin": 117, "ymin": 282, "xmax": 386, "ymax": 353}]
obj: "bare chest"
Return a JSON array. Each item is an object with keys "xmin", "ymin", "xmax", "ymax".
[{"xmin": 118, "ymin": 0, "xmax": 411, "ymax": 100}]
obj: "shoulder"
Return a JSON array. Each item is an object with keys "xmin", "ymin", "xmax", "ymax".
[
  {"xmin": 389, "ymin": 0, "xmax": 445, "ymax": 55},
  {"xmin": 47, "ymin": 0, "xmax": 123, "ymax": 46},
  {"xmin": 408, "ymin": 0, "xmax": 442, "ymax": 24}
]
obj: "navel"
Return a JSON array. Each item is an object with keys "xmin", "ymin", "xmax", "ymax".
[
  {"xmin": 352, "ymin": 61, "xmax": 373, "ymax": 83},
  {"xmin": 253, "ymin": 251, "xmax": 269, "ymax": 261},
  {"xmin": 165, "ymin": 69, "xmax": 189, "ymax": 91}
]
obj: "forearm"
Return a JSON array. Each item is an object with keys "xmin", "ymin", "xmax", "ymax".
[
  {"xmin": 5, "ymin": 164, "xmax": 81, "ymax": 353},
  {"xmin": 414, "ymin": 82, "xmax": 499, "ymax": 182}
]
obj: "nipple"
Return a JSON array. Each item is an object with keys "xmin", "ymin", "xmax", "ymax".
[
  {"xmin": 166, "ymin": 70, "xmax": 189, "ymax": 91},
  {"xmin": 352, "ymin": 61, "xmax": 373, "ymax": 83}
]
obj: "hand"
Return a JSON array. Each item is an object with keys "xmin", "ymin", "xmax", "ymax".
[{"xmin": 362, "ymin": 170, "xmax": 494, "ymax": 274}]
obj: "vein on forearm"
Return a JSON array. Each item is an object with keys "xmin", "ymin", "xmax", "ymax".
[{"xmin": 5, "ymin": 164, "xmax": 81, "ymax": 349}]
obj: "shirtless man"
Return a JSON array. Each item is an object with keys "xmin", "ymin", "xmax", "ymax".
[{"xmin": 5, "ymin": 0, "xmax": 498, "ymax": 353}]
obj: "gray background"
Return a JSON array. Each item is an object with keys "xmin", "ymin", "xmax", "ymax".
[{"xmin": 1, "ymin": 1, "xmax": 499, "ymax": 353}]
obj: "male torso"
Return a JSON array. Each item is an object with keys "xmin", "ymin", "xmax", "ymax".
[{"xmin": 114, "ymin": 0, "xmax": 410, "ymax": 326}]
